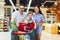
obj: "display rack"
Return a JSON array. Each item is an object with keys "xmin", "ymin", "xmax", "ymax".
[
  {"xmin": 46, "ymin": 12, "xmax": 57, "ymax": 24},
  {"xmin": 0, "ymin": 7, "xmax": 4, "ymax": 32},
  {"xmin": 40, "ymin": 7, "xmax": 58, "ymax": 34},
  {"xmin": 3, "ymin": 16, "xmax": 9, "ymax": 32},
  {"xmin": 0, "ymin": 1, "xmax": 10, "ymax": 32},
  {"xmin": 0, "ymin": 16, "xmax": 9, "ymax": 32}
]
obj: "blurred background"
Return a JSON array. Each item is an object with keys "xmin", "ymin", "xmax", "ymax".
[{"xmin": 0, "ymin": 0, "xmax": 60, "ymax": 40}]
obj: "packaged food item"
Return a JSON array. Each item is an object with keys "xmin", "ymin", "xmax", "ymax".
[
  {"xmin": 11, "ymin": 20, "xmax": 18, "ymax": 32},
  {"xmin": 19, "ymin": 35, "xmax": 25, "ymax": 40},
  {"xmin": 0, "ymin": 28, "xmax": 3, "ymax": 32},
  {"xmin": 58, "ymin": 25, "xmax": 60, "ymax": 34},
  {"xmin": 25, "ymin": 34, "xmax": 30, "ymax": 40},
  {"xmin": 3, "ymin": 16, "xmax": 9, "ymax": 32},
  {"xmin": 3, "ymin": 28, "xmax": 8, "ymax": 32}
]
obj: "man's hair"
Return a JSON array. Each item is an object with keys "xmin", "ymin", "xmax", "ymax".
[
  {"xmin": 19, "ymin": 4, "xmax": 25, "ymax": 10},
  {"xmin": 19, "ymin": 4, "xmax": 25, "ymax": 8},
  {"xmin": 27, "ymin": 11, "xmax": 33, "ymax": 15}
]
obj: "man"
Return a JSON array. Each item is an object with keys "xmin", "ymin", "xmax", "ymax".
[
  {"xmin": 11, "ymin": 5, "xmax": 27, "ymax": 27},
  {"xmin": 11, "ymin": 5, "xmax": 27, "ymax": 40}
]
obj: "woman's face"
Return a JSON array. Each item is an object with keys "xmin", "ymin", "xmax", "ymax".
[{"xmin": 34, "ymin": 7, "xmax": 39, "ymax": 14}]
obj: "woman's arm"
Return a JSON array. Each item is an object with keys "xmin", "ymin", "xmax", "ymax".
[
  {"xmin": 39, "ymin": 22, "xmax": 45, "ymax": 25},
  {"xmin": 34, "ymin": 21, "xmax": 36, "ymax": 29},
  {"xmin": 32, "ymin": 17, "xmax": 37, "ymax": 29},
  {"xmin": 40, "ymin": 14, "xmax": 45, "ymax": 25},
  {"xmin": 36, "ymin": 14, "xmax": 45, "ymax": 26}
]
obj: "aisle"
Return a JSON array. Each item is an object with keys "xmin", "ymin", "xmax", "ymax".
[{"xmin": 41, "ymin": 31, "xmax": 60, "ymax": 40}]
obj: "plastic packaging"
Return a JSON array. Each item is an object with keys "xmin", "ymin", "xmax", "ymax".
[{"xmin": 25, "ymin": 34, "xmax": 30, "ymax": 40}]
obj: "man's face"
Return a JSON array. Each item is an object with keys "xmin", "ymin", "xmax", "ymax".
[{"xmin": 19, "ymin": 6, "xmax": 25, "ymax": 13}]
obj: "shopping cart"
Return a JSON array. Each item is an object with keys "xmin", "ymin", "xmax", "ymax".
[{"xmin": 14, "ymin": 22, "xmax": 35, "ymax": 40}]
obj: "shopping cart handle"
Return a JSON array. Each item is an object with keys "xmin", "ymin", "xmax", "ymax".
[{"xmin": 14, "ymin": 31, "xmax": 27, "ymax": 35}]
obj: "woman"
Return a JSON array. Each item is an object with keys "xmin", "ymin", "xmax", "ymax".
[{"xmin": 33, "ymin": 5, "xmax": 44, "ymax": 40}]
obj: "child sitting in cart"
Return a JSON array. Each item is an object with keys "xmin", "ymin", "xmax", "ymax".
[
  {"xmin": 19, "ymin": 11, "xmax": 36, "ymax": 32},
  {"xmin": 24, "ymin": 11, "xmax": 35, "ymax": 23},
  {"xmin": 24, "ymin": 11, "xmax": 36, "ymax": 29}
]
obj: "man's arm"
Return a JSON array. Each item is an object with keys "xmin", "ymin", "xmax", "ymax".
[
  {"xmin": 11, "ymin": 11, "xmax": 17, "ymax": 22},
  {"xmin": 11, "ymin": 12, "xmax": 18, "ymax": 31}
]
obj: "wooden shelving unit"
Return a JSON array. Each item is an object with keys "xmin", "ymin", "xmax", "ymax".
[{"xmin": 40, "ymin": 7, "xmax": 58, "ymax": 34}]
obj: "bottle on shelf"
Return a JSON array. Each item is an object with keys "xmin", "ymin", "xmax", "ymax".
[{"xmin": 58, "ymin": 25, "xmax": 60, "ymax": 34}]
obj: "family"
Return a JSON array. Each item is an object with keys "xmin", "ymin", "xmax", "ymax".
[{"xmin": 11, "ymin": 4, "xmax": 44, "ymax": 40}]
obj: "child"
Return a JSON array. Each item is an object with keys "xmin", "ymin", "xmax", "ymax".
[{"xmin": 23, "ymin": 11, "xmax": 36, "ymax": 29}]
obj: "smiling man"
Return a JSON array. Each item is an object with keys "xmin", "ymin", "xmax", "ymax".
[
  {"xmin": 11, "ymin": 5, "xmax": 27, "ymax": 27},
  {"xmin": 11, "ymin": 4, "xmax": 27, "ymax": 40}
]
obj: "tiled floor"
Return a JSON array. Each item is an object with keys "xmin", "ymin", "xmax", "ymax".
[{"xmin": 41, "ymin": 31, "xmax": 60, "ymax": 40}]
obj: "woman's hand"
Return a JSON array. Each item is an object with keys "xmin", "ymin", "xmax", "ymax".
[
  {"xmin": 40, "ymin": 22, "xmax": 44, "ymax": 25},
  {"xmin": 36, "ymin": 23, "xmax": 39, "ymax": 28},
  {"xmin": 36, "ymin": 22, "xmax": 43, "ymax": 26}
]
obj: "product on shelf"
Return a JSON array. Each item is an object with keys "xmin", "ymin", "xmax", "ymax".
[
  {"xmin": 0, "ymin": 28, "xmax": 3, "ymax": 32},
  {"xmin": 25, "ymin": 35, "xmax": 30, "ymax": 40},
  {"xmin": 3, "ymin": 16, "xmax": 9, "ymax": 32},
  {"xmin": 58, "ymin": 25, "xmax": 60, "ymax": 34},
  {"xmin": 0, "ymin": 19, "xmax": 3, "ymax": 29},
  {"xmin": 19, "ymin": 35, "xmax": 25, "ymax": 40},
  {"xmin": 3, "ymin": 28, "xmax": 8, "ymax": 32}
]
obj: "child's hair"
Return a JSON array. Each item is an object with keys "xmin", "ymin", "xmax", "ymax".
[{"xmin": 27, "ymin": 11, "xmax": 33, "ymax": 15}]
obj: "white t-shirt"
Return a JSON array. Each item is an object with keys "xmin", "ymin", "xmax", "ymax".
[{"xmin": 11, "ymin": 11, "xmax": 27, "ymax": 26}]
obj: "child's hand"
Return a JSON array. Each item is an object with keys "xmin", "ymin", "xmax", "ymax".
[{"xmin": 24, "ymin": 20, "xmax": 28, "ymax": 24}]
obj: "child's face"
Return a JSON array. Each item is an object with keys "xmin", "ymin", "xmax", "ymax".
[{"xmin": 28, "ymin": 14, "xmax": 33, "ymax": 18}]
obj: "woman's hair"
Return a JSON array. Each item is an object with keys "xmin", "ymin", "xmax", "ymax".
[
  {"xmin": 27, "ymin": 11, "xmax": 33, "ymax": 15},
  {"xmin": 34, "ymin": 5, "xmax": 42, "ymax": 14}
]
